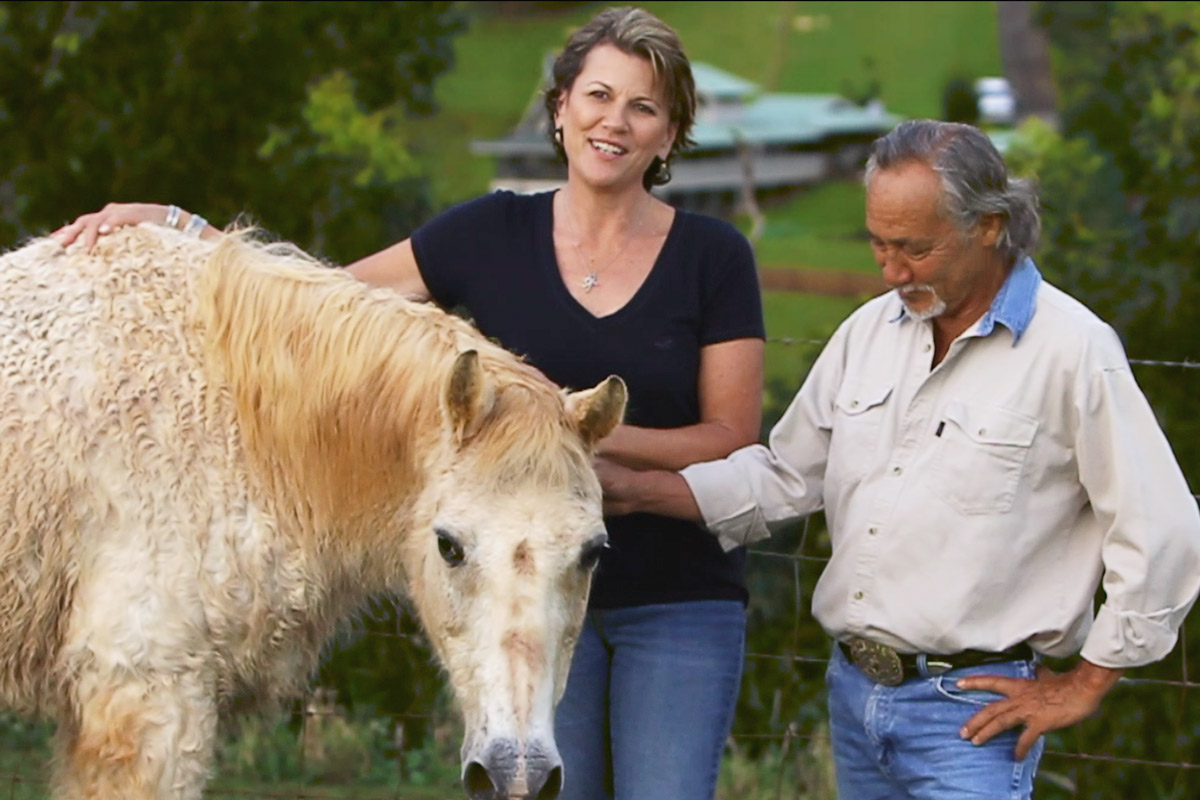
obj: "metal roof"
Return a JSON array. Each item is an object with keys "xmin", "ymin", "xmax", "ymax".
[
  {"xmin": 691, "ymin": 61, "xmax": 759, "ymax": 101},
  {"xmin": 691, "ymin": 92, "xmax": 900, "ymax": 149},
  {"xmin": 472, "ymin": 61, "xmax": 901, "ymax": 158}
]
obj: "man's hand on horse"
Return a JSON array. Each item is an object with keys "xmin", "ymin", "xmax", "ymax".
[{"xmin": 957, "ymin": 659, "xmax": 1124, "ymax": 759}]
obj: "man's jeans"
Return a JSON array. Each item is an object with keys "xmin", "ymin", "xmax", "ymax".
[
  {"xmin": 554, "ymin": 600, "xmax": 746, "ymax": 800},
  {"xmin": 827, "ymin": 643, "xmax": 1045, "ymax": 799}
]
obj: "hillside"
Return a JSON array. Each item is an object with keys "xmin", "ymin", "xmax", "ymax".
[
  {"xmin": 405, "ymin": 1, "xmax": 1002, "ymax": 389},
  {"xmin": 410, "ymin": 1, "xmax": 1002, "ymax": 208}
]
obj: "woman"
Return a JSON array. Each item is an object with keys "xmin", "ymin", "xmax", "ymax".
[{"xmin": 54, "ymin": 7, "xmax": 765, "ymax": 798}]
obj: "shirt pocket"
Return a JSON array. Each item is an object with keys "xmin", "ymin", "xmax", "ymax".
[
  {"xmin": 935, "ymin": 400, "xmax": 1039, "ymax": 515},
  {"xmin": 830, "ymin": 379, "xmax": 893, "ymax": 482}
]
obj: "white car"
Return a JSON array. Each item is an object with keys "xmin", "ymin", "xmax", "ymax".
[{"xmin": 974, "ymin": 77, "xmax": 1017, "ymax": 126}]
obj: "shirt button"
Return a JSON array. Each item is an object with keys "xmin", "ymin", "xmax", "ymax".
[
  {"xmin": 978, "ymin": 428, "xmax": 987, "ymax": 436},
  {"xmin": 924, "ymin": 343, "xmax": 932, "ymax": 352},
  {"xmin": 854, "ymin": 591, "xmax": 864, "ymax": 600},
  {"xmin": 868, "ymin": 526, "xmax": 878, "ymax": 535},
  {"xmin": 850, "ymin": 400, "xmax": 859, "ymax": 408},
  {"xmin": 892, "ymin": 466, "xmax": 902, "ymax": 476}
]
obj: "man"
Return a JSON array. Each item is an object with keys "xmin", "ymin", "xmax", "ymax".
[{"xmin": 597, "ymin": 119, "xmax": 1200, "ymax": 798}]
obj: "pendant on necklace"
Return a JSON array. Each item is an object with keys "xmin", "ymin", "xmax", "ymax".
[{"xmin": 581, "ymin": 272, "xmax": 599, "ymax": 292}]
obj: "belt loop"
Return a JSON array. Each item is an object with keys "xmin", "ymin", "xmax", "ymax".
[{"xmin": 914, "ymin": 653, "xmax": 954, "ymax": 678}]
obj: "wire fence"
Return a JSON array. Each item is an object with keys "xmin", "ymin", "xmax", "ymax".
[
  {"xmin": 727, "ymin": 340, "xmax": 1200, "ymax": 798},
  {"xmin": 0, "ymin": 341, "xmax": 1196, "ymax": 799}
]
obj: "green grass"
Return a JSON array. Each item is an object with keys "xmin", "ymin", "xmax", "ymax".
[
  {"xmin": 0, "ymin": 708, "xmax": 842, "ymax": 800},
  {"xmin": 738, "ymin": 1, "xmax": 1001, "ymax": 116},
  {"xmin": 764, "ymin": 290, "xmax": 861, "ymax": 339},
  {"xmin": 205, "ymin": 780, "xmax": 456, "ymax": 799},
  {"xmin": 636, "ymin": 1, "xmax": 1001, "ymax": 118},
  {"xmin": 409, "ymin": 1, "xmax": 1002, "ymax": 208},
  {"xmin": 743, "ymin": 180, "xmax": 878, "ymax": 272},
  {"xmin": 762, "ymin": 290, "xmax": 862, "ymax": 395}
]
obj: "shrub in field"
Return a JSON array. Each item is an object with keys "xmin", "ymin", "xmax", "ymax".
[{"xmin": 719, "ymin": 723, "xmax": 836, "ymax": 800}]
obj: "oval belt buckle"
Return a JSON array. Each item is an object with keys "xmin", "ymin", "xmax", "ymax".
[{"xmin": 849, "ymin": 637, "xmax": 905, "ymax": 686}]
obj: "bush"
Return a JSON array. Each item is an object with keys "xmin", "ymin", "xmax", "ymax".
[{"xmin": 942, "ymin": 76, "xmax": 979, "ymax": 123}]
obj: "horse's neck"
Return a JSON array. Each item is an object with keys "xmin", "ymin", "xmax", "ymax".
[{"xmin": 203, "ymin": 250, "xmax": 448, "ymax": 560}]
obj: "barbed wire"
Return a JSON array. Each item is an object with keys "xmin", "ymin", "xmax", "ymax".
[
  {"xmin": 0, "ymin": 356, "xmax": 1196, "ymax": 797},
  {"xmin": 728, "ymin": 346, "xmax": 1200, "ymax": 787},
  {"xmin": 766, "ymin": 335, "xmax": 1200, "ymax": 371},
  {"xmin": 1129, "ymin": 357, "xmax": 1200, "ymax": 369},
  {"xmin": 1041, "ymin": 750, "xmax": 1200, "ymax": 771}
]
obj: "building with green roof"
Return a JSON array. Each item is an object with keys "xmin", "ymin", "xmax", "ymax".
[{"xmin": 471, "ymin": 61, "xmax": 902, "ymax": 216}]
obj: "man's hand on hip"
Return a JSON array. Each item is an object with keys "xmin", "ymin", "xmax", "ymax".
[{"xmin": 956, "ymin": 659, "xmax": 1124, "ymax": 759}]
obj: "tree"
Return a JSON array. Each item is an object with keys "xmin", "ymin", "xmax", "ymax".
[
  {"xmin": 0, "ymin": 2, "xmax": 465, "ymax": 261},
  {"xmin": 1011, "ymin": 1, "xmax": 1200, "ymax": 489},
  {"xmin": 0, "ymin": 0, "xmax": 467, "ymax": 747},
  {"xmin": 941, "ymin": 76, "xmax": 979, "ymax": 124},
  {"xmin": 1005, "ymin": 4, "xmax": 1200, "ymax": 796},
  {"xmin": 995, "ymin": 0, "xmax": 1058, "ymax": 124}
]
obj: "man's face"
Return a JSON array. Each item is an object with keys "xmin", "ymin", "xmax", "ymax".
[{"xmin": 865, "ymin": 161, "xmax": 1002, "ymax": 326}]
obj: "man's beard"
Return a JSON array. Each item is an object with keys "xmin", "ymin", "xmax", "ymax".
[{"xmin": 897, "ymin": 284, "xmax": 947, "ymax": 321}]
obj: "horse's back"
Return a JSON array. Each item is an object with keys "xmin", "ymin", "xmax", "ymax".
[
  {"xmin": 0, "ymin": 228, "xmax": 221, "ymax": 501},
  {"xmin": 0, "ymin": 228, "xmax": 241, "ymax": 710}
]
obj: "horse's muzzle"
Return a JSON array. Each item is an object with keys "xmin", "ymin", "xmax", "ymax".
[{"xmin": 463, "ymin": 737, "xmax": 563, "ymax": 800}]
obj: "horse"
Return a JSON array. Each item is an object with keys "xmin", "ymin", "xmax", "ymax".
[{"xmin": 0, "ymin": 224, "xmax": 626, "ymax": 800}]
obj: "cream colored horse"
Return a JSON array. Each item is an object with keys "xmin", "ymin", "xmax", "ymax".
[{"xmin": 0, "ymin": 225, "xmax": 626, "ymax": 800}]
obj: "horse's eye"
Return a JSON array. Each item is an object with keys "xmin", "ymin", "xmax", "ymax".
[
  {"xmin": 579, "ymin": 533, "xmax": 608, "ymax": 571},
  {"xmin": 436, "ymin": 529, "xmax": 465, "ymax": 567}
]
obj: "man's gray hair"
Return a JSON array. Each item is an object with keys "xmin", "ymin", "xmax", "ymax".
[{"xmin": 864, "ymin": 120, "xmax": 1041, "ymax": 265}]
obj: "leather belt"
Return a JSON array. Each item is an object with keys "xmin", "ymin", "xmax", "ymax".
[{"xmin": 838, "ymin": 638, "xmax": 1035, "ymax": 687}]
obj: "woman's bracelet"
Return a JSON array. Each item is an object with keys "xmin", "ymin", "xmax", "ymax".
[
  {"xmin": 182, "ymin": 213, "xmax": 209, "ymax": 237},
  {"xmin": 164, "ymin": 204, "xmax": 182, "ymax": 229}
]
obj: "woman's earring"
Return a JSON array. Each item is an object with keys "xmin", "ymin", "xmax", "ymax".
[
  {"xmin": 656, "ymin": 157, "xmax": 671, "ymax": 183},
  {"xmin": 554, "ymin": 127, "xmax": 564, "ymax": 147}
]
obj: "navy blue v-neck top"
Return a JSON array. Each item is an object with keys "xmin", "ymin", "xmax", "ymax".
[{"xmin": 411, "ymin": 190, "xmax": 764, "ymax": 608}]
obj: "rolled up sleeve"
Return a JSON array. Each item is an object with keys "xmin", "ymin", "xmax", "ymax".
[
  {"xmin": 681, "ymin": 454, "xmax": 769, "ymax": 552},
  {"xmin": 1075, "ymin": 339, "xmax": 1200, "ymax": 668},
  {"xmin": 1083, "ymin": 604, "xmax": 1193, "ymax": 668},
  {"xmin": 681, "ymin": 343, "xmax": 839, "ymax": 551}
]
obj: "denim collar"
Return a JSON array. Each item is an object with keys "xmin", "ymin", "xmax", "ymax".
[
  {"xmin": 888, "ymin": 258, "xmax": 1042, "ymax": 345},
  {"xmin": 977, "ymin": 257, "xmax": 1041, "ymax": 343}
]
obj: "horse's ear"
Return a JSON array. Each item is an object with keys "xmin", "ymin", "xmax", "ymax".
[
  {"xmin": 445, "ymin": 350, "xmax": 495, "ymax": 444},
  {"xmin": 566, "ymin": 375, "xmax": 627, "ymax": 449}
]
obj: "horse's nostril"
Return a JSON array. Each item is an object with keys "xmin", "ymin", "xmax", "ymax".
[
  {"xmin": 536, "ymin": 764, "xmax": 563, "ymax": 800},
  {"xmin": 464, "ymin": 761, "xmax": 497, "ymax": 798}
]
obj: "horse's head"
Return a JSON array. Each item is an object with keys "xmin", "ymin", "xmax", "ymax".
[
  {"xmin": 197, "ymin": 237, "xmax": 626, "ymax": 798},
  {"xmin": 408, "ymin": 350, "xmax": 626, "ymax": 800}
]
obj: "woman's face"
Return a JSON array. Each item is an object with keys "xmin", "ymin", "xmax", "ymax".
[{"xmin": 555, "ymin": 43, "xmax": 677, "ymax": 193}]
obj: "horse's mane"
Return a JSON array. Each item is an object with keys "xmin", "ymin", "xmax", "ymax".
[{"xmin": 197, "ymin": 228, "xmax": 593, "ymax": 534}]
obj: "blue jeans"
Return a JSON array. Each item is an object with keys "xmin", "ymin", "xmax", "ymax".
[
  {"xmin": 554, "ymin": 600, "xmax": 746, "ymax": 800},
  {"xmin": 826, "ymin": 644, "xmax": 1045, "ymax": 799}
]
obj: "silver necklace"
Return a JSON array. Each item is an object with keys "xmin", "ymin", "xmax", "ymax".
[{"xmin": 562, "ymin": 198, "xmax": 647, "ymax": 293}]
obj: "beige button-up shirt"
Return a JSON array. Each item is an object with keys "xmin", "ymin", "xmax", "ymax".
[{"xmin": 682, "ymin": 261, "xmax": 1200, "ymax": 668}]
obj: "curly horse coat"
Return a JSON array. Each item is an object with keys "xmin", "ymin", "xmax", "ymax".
[{"xmin": 0, "ymin": 225, "xmax": 626, "ymax": 800}]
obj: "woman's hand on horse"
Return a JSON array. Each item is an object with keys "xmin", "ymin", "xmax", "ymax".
[{"xmin": 53, "ymin": 203, "xmax": 171, "ymax": 251}]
